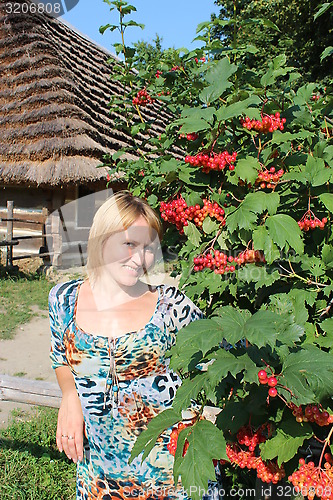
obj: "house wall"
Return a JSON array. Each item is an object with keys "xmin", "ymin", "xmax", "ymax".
[{"xmin": 0, "ymin": 181, "xmax": 125, "ymax": 267}]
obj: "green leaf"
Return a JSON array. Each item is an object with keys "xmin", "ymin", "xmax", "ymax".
[
  {"xmin": 184, "ymin": 192, "xmax": 203, "ymax": 208},
  {"xmin": 314, "ymin": 2, "xmax": 332, "ymax": 21},
  {"xmin": 321, "ymin": 318, "xmax": 333, "ymax": 335},
  {"xmin": 122, "ymin": 20, "xmax": 145, "ymax": 29},
  {"xmin": 174, "ymin": 420, "xmax": 227, "ymax": 500},
  {"xmin": 177, "ymin": 118, "xmax": 209, "ymax": 134},
  {"xmin": 227, "ymin": 192, "xmax": 280, "ymax": 232},
  {"xmin": 234, "ymin": 156, "xmax": 260, "ymax": 185},
  {"xmin": 294, "ymin": 83, "xmax": 317, "ymax": 105},
  {"xmin": 237, "ymin": 266, "xmax": 280, "ymax": 291},
  {"xmin": 319, "ymin": 193, "xmax": 333, "ymax": 213},
  {"xmin": 168, "ymin": 319, "xmax": 225, "ymax": 372},
  {"xmin": 199, "ymin": 57, "xmax": 237, "ymax": 104},
  {"xmin": 159, "ymin": 158, "xmax": 181, "ymax": 174},
  {"xmin": 206, "ymin": 350, "xmax": 258, "ymax": 386},
  {"xmin": 305, "ymin": 155, "xmax": 331, "ymax": 186},
  {"xmin": 211, "ymin": 306, "xmax": 251, "ymax": 345},
  {"xmin": 131, "ymin": 123, "xmax": 146, "ymax": 136},
  {"xmin": 112, "ymin": 149, "xmax": 126, "ymax": 160},
  {"xmin": 227, "ymin": 205, "xmax": 258, "ymax": 232},
  {"xmin": 252, "ymin": 226, "xmax": 280, "ymax": 264},
  {"xmin": 147, "ymin": 194, "xmax": 158, "ymax": 207},
  {"xmin": 183, "ymin": 221, "xmax": 202, "ymax": 246},
  {"xmin": 99, "ymin": 23, "xmax": 118, "ymax": 34},
  {"xmin": 196, "ymin": 21, "xmax": 211, "ymax": 33},
  {"xmin": 265, "ymin": 214, "xmax": 304, "ymax": 254},
  {"xmin": 260, "ymin": 418, "xmax": 313, "ymax": 467},
  {"xmin": 321, "ymin": 46, "xmax": 333, "ymax": 62},
  {"xmin": 216, "ymin": 401, "xmax": 250, "ymax": 434},
  {"xmin": 272, "ymin": 130, "xmax": 313, "ymax": 145},
  {"xmin": 129, "ymin": 408, "xmax": 181, "ymax": 463},
  {"xmin": 172, "ymin": 373, "xmax": 209, "ymax": 413},
  {"xmin": 322, "ymin": 244, "xmax": 333, "ymax": 269},
  {"xmin": 202, "ymin": 217, "xmax": 220, "ymax": 235},
  {"xmin": 280, "ymin": 345, "xmax": 333, "ymax": 404},
  {"xmin": 216, "ymin": 95, "xmax": 261, "ymax": 122},
  {"xmin": 244, "ymin": 310, "xmax": 281, "ymax": 349}
]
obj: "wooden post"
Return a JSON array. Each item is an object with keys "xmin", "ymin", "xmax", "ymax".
[
  {"xmin": 50, "ymin": 192, "xmax": 64, "ymax": 267},
  {"xmin": 6, "ymin": 200, "xmax": 13, "ymax": 268}
]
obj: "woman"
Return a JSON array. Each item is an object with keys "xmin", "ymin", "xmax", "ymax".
[{"xmin": 49, "ymin": 190, "xmax": 222, "ymax": 499}]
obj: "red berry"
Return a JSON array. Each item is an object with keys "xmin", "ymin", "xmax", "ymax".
[
  {"xmin": 258, "ymin": 370, "xmax": 267, "ymax": 380},
  {"xmin": 267, "ymin": 377, "xmax": 277, "ymax": 387},
  {"xmin": 268, "ymin": 388, "xmax": 277, "ymax": 397}
]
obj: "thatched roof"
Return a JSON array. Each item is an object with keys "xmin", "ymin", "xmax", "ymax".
[{"xmin": 0, "ymin": 0, "xmax": 179, "ymax": 187}]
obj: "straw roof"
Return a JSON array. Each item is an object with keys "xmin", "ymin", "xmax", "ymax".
[{"xmin": 0, "ymin": 0, "xmax": 179, "ymax": 187}]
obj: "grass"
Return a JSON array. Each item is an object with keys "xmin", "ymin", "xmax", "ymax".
[
  {"xmin": 0, "ymin": 407, "xmax": 76, "ymax": 500},
  {"xmin": 0, "ymin": 266, "xmax": 55, "ymax": 340}
]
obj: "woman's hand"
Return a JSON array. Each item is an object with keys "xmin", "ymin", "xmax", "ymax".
[
  {"xmin": 56, "ymin": 389, "xmax": 84, "ymax": 463},
  {"xmin": 54, "ymin": 366, "xmax": 84, "ymax": 464}
]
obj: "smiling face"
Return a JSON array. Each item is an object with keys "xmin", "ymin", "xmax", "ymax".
[{"xmin": 101, "ymin": 215, "xmax": 159, "ymax": 287}]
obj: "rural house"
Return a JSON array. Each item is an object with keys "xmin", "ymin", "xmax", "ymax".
[{"xmin": 0, "ymin": 0, "xmax": 174, "ymax": 266}]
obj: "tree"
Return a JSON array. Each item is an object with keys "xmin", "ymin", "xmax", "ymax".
[
  {"xmin": 133, "ymin": 35, "xmax": 181, "ymax": 72},
  {"xmin": 101, "ymin": 2, "xmax": 333, "ymax": 498},
  {"xmin": 211, "ymin": 0, "xmax": 333, "ymax": 83}
]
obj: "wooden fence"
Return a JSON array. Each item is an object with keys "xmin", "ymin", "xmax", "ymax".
[
  {"xmin": 0, "ymin": 201, "xmax": 50, "ymax": 267},
  {"xmin": 0, "ymin": 374, "xmax": 61, "ymax": 408}
]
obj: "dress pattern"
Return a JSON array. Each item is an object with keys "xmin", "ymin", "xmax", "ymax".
[{"xmin": 49, "ymin": 278, "xmax": 223, "ymax": 500}]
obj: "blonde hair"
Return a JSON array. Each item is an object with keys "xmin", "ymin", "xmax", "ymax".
[{"xmin": 86, "ymin": 190, "xmax": 163, "ymax": 285}]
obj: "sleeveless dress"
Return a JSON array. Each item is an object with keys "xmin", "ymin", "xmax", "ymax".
[{"xmin": 49, "ymin": 278, "xmax": 223, "ymax": 500}]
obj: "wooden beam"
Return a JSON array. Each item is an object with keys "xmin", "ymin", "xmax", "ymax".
[{"xmin": 0, "ymin": 374, "xmax": 61, "ymax": 408}]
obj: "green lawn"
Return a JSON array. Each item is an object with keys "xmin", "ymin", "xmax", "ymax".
[
  {"xmin": 0, "ymin": 267, "xmax": 54, "ymax": 340},
  {"xmin": 0, "ymin": 408, "xmax": 76, "ymax": 500}
]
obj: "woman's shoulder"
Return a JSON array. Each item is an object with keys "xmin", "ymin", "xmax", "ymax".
[
  {"xmin": 160, "ymin": 283, "xmax": 204, "ymax": 330},
  {"xmin": 48, "ymin": 278, "xmax": 83, "ymax": 308},
  {"xmin": 161, "ymin": 283, "xmax": 203, "ymax": 313}
]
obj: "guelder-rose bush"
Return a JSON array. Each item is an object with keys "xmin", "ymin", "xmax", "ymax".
[{"xmin": 101, "ymin": 2, "xmax": 333, "ymax": 498}]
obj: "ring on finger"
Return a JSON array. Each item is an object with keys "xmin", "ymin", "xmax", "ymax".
[
  {"xmin": 61, "ymin": 434, "xmax": 68, "ymax": 438},
  {"xmin": 68, "ymin": 436, "xmax": 74, "ymax": 440}
]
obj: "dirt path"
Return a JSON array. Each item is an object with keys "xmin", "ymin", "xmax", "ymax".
[{"xmin": 0, "ymin": 305, "xmax": 57, "ymax": 428}]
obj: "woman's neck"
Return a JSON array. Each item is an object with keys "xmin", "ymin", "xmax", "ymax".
[{"xmin": 86, "ymin": 275, "xmax": 153, "ymax": 311}]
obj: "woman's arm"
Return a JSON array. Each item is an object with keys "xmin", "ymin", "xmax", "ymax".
[{"xmin": 55, "ymin": 365, "xmax": 84, "ymax": 464}]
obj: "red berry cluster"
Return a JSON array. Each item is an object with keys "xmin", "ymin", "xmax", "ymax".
[
  {"xmin": 312, "ymin": 93, "xmax": 321, "ymax": 101},
  {"xmin": 132, "ymin": 89, "xmax": 154, "ymax": 106},
  {"xmin": 171, "ymin": 65, "xmax": 182, "ymax": 71},
  {"xmin": 194, "ymin": 251, "xmax": 236, "ymax": 274},
  {"xmin": 185, "ymin": 151, "xmax": 237, "ymax": 173},
  {"xmin": 237, "ymin": 249, "xmax": 265, "ymax": 264},
  {"xmin": 258, "ymin": 370, "xmax": 278, "ymax": 398},
  {"xmin": 237, "ymin": 424, "xmax": 267, "ymax": 452},
  {"xmin": 155, "ymin": 70, "xmax": 163, "ymax": 78},
  {"xmin": 256, "ymin": 167, "xmax": 284, "ymax": 189},
  {"xmin": 160, "ymin": 197, "xmax": 226, "ymax": 234},
  {"xmin": 193, "ymin": 249, "xmax": 264, "ymax": 274},
  {"xmin": 289, "ymin": 403, "xmax": 333, "ymax": 426},
  {"xmin": 241, "ymin": 113, "xmax": 286, "ymax": 133},
  {"xmin": 288, "ymin": 458, "xmax": 333, "ymax": 500},
  {"xmin": 167, "ymin": 422, "xmax": 191, "ymax": 457},
  {"xmin": 195, "ymin": 56, "xmax": 206, "ymax": 64},
  {"xmin": 298, "ymin": 210, "xmax": 327, "ymax": 231},
  {"xmin": 225, "ymin": 443, "xmax": 285, "ymax": 484},
  {"xmin": 178, "ymin": 132, "xmax": 199, "ymax": 141}
]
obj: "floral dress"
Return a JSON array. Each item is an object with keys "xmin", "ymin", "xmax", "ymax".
[{"xmin": 49, "ymin": 278, "xmax": 223, "ymax": 500}]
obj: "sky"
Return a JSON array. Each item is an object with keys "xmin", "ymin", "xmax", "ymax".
[{"xmin": 60, "ymin": 0, "xmax": 220, "ymax": 54}]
